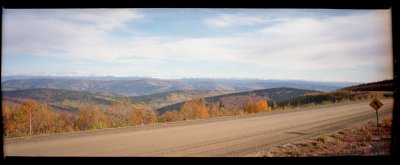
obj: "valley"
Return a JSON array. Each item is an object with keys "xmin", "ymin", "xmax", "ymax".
[{"xmin": 1, "ymin": 77, "xmax": 393, "ymax": 139}]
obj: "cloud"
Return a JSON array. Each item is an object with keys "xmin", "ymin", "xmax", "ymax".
[
  {"xmin": 122, "ymin": 10, "xmax": 391, "ymax": 71},
  {"xmin": 3, "ymin": 9, "xmax": 143, "ymax": 61},
  {"xmin": 199, "ymin": 10, "xmax": 392, "ymax": 71},
  {"xmin": 204, "ymin": 13, "xmax": 270, "ymax": 28},
  {"xmin": 2, "ymin": 9, "xmax": 392, "ymax": 81},
  {"xmin": 252, "ymin": 10, "xmax": 392, "ymax": 70}
]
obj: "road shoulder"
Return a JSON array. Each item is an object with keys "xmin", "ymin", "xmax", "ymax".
[{"xmin": 247, "ymin": 115, "xmax": 392, "ymax": 157}]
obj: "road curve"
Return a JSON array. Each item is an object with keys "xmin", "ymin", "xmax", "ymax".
[{"xmin": 4, "ymin": 99, "xmax": 393, "ymax": 157}]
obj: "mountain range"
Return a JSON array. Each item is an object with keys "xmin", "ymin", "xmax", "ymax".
[
  {"xmin": 2, "ymin": 88, "xmax": 236, "ymax": 112},
  {"xmin": 1, "ymin": 76, "xmax": 358, "ymax": 96},
  {"xmin": 156, "ymin": 87, "xmax": 319, "ymax": 114},
  {"xmin": 1, "ymin": 77, "xmax": 391, "ymax": 116},
  {"xmin": 2, "ymin": 87, "xmax": 319, "ymax": 114}
]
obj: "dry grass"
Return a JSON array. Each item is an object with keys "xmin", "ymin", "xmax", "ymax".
[{"xmin": 259, "ymin": 117, "xmax": 392, "ymax": 157}]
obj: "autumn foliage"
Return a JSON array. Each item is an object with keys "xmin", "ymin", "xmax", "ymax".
[
  {"xmin": 3, "ymin": 95, "xmax": 272, "ymax": 138},
  {"xmin": 3, "ymin": 98, "xmax": 160, "ymax": 137},
  {"xmin": 159, "ymin": 110, "xmax": 179, "ymax": 122},
  {"xmin": 179, "ymin": 98, "xmax": 208, "ymax": 120},
  {"xmin": 244, "ymin": 98, "xmax": 272, "ymax": 113},
  {"xmin": 3, "ymin": 99, "xmax": 74, "ymax": 137}
]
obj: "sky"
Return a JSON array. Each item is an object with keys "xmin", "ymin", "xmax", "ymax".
[{"xmin": 1, "ymin": 9, "xmax": 393, "ymax": 83}]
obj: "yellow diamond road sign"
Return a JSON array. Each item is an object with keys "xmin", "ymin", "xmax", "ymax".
[{"xmin": 369, "ymin": 99, "xmax": 383, "ymax": 111}]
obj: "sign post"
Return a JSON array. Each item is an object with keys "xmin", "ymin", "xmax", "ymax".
[{"xmin": 369, "ymin": 99, "xmax": 383, "ymax": 135}]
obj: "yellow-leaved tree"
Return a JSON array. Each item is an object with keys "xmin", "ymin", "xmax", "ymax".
[{"xmin": 179, "ymin": 98, "xmax": 208, "ymax": 120}]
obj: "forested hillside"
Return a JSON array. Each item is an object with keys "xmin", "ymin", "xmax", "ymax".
[{"xmin": 340, "ymin": 79, "xmax": 394, "ymax": 91}]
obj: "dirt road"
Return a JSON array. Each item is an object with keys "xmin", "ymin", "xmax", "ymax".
[{"xmin": 4, "ymin": 99, "xmax": 393, "ymax": 157}]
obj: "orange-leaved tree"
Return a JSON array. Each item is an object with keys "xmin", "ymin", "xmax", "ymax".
[{"xmin": 160, "ymin": 110, "xmax": 179, "ymax": 122}]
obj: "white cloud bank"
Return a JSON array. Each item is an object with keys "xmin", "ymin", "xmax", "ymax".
[{"xmin": 2, "ymin": 9, "xmax": 393, "ymax": 81}]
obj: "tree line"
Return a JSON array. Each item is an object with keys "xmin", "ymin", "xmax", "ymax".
[
  {"xmin": 3, "ymin": 94, "xmax": 272, "ymax": 137},
  {"xmin": 4, "ymin": 90, "xmax": 386, "ymax": 138},
  {"xmin": 341, "ymin": 79, "xmax": 394, "ymax": 91},
  {"xmin": 273, "ymin": 91, "xmax": 386, "ymax": 109}
]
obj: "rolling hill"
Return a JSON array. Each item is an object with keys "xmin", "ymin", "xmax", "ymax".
[
  {"xmin": 2, "ymin": 88, "xmax": 237, "ymax": 112},
  {"xmin": 340, "ymin": 79, "xmax": 394, "ymax": 91},
  {"xmin": 2, "ymin": 88, "xmax": 122, "ymax": 105},
  {"xmin": 130, "ymin": 90, "xmax": 236, "ymax": 109},
  {"xmin": 1, "ymin": 78, "xmax": 190, "ymax": 96},
  {"xmin": 156, "ymin": 87, "xmax": 320, "ymax": 114},
  {"xmin": 1, "ymin": 75, "xmax": 150, "ymax": 82},
  {"xmin": 2, "ymin": 77, "xmax": 355, "ymax": 96}
]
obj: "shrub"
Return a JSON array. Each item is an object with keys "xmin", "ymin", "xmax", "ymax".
[{"xmin": 316, "ymin": 136, "xmax": 327, "ymax": 143}]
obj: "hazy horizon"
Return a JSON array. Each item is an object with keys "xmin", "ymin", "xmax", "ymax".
[
  {"xmin": 2, "ymin": 9, "xmax": 393, "ymax": 82},
  {"xmin": 1, "ymin": 74, "xmax": 378, "ymax": 84}
]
